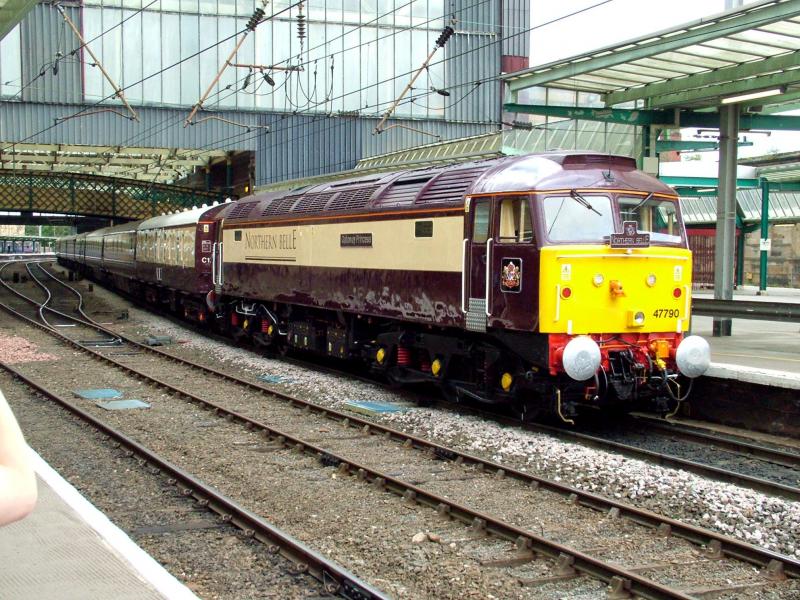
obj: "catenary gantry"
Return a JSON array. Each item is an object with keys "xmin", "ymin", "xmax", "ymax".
[{"xmin": 502, "ymin": 0, "xmax": 800, "ymax": 335}]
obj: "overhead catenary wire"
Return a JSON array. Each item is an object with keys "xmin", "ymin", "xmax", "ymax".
[
  {"xmin": 14, "ymin": 0, "xmax": 618, "ymax": 184},
  {"xmin": 11, "ymin": 0, "xmax": 426, "ymax": 179},
  {"xmin": 2, "ymin": 0, "xmax": 160, "ymax": 105},
  {"xmin": 116, "ymin": 0, "xmax": 621, "ymax": 181}
]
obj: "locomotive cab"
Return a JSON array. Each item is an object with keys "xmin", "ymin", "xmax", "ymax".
[
  {"xmin": 463, "ymin": 154, "xmax": 709, "ymax": 419},
  {"xmin": 536, "ymin": 189, "xmax": 710, "ymax": 410}
]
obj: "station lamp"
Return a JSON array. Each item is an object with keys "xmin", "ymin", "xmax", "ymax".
[{"xmin": 721, "ymin": 87, "xmax": 785, "ymax": 105}]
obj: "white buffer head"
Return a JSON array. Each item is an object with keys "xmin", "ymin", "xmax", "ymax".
[
  {"xmin": 675, "ymin": 335, "xmax": 711, "ymax": 378},
  {"xmin": 562, "ymin": 336, "xmax": 601, "ymax": 381}
]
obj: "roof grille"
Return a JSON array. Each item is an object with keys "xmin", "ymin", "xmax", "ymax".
[
  {"xmin": 329, "ymin": 186, "xmax": 378, "ymax": 211},
  {"xmin": 420, "ymin": 168, "xmax": 483, "ymax": 203},
  {"xmin": 380, "ymin": 177, "xmax": 432, "ymax": 206},
  {"xmin": 260, "ymin": 196, "xmax": 299, "ymax": 217},
  {"xmin": 227, "ymin": 201, "xmax": 259, "ymax": 219},
  {"xmin": 292, "ymin": 192, "xmax": 334, "ymax": 214}
]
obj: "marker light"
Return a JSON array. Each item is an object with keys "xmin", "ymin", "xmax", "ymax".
[
  {"xmin": 675, "ymin": 335, "xmax": 711, "ymax": 378},
  {"xmin": 561, "ymin": 287, "xmax": 572, "ymax": 299},
  {"xmin": 673, "ymin": 287, "xmax": 682, "ymax": 298},
  {"xmin": 500, "ymin": 372, "xmax": 513, "ymax": 392},
  {"xmin": 562, "ymin": 336, "xmax": 601, "ymax": 381},
  {"xmin": 646, "ymin": 273, "xmax": 657, "ymax": 287},
  {"xmin": 592, "ymin": 274, "xmax": 604, "ymax": 287}
]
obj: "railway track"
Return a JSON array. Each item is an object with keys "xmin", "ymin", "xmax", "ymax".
[
  {"xmin": 0, "ymin": 361, "xmax": 385, "ymax": 600},
  {"xmin": 60, "ymin": 260, "xmax": 800, "ymax": 504},
  {"xmin": 2, "ymin": 260, "xmax": 799, "ymax": 598}
]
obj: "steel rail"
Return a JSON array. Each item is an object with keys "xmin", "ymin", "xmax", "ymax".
[
  {"xmin": 0, "ymin": 329, "xmax": 695, "ymax": 600},
  {"xmin": 516, "ymin": 420, "xmax": 800, "ymax": 503},
  {"xmin": 2, "ymin": 264, "xmax": 799, "ymax": 589},
  {"xmin": 0, "ymin": 361, "xmax": 388, "ymax": 600},
  {"xmin": 692, "ymin": 298, "xmax": 800, "ymax": 322},
  {"xmin": 630, "ymin": 414, "xmax": 800, "ymax": 470},
  {"xmin": 0, "ymin": 261, "xmax": 121, "ymax": 344}
]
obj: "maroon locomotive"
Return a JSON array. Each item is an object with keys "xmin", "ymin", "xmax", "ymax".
[{"xmin": 58, "ymin": 153, "xmax": 710, "ymax": 420}]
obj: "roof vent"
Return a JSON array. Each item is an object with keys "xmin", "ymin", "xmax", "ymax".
[
  {"xmin": 562, "ymin": 155, "xmax": 636, "ymax": 170},
  {"xmin": 261, "ymin": 195, "xmax": 299, "ymax": 217},
  {"xmin": 329, "ymin": 186, "xmax": 378, "ymax": 211},
  {"xmin": 227, "ymin": 201, "xmax": 259, "ymax": 219}
]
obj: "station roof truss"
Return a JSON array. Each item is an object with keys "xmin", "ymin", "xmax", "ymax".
[
  {"xmin": 0, "ymin": 143, "xmax": 228, "ymax": 183},
  {"xmin": 503, "ymin": 0, "xmax": 800, "ymax": 114},
  {"xmin": 739, "ymin": 149, "xmax": 800, "ymax": 181}
]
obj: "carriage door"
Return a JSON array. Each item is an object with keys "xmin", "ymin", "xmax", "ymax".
[
  {"xmin": 465, "ymin": 197, "xmax": 493, "ymax": 332},
  {"xmin": 212, "ymin": 219, "xmax": 224, "ymax": 294},
  {"xmin": 489, "ymin": 196, "xmax": 537, "ymax": 331}
]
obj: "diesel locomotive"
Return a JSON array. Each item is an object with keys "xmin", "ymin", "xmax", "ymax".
[{"xmin": 57, "ymin": 152, "xmax": 710, "ymax": 420}]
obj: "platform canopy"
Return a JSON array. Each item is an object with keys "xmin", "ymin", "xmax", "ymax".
[
  {"xmin": 502, "ymin": 0, "xmax": 800, "ymax": 334},
  {"xmin": 503, "ymin": 0, "xmax": 800, "ymax": 114},
  {"xmin": 0, "ymin": 142, "xmax": 227, "ymax": 183},
  {"xmin": 0, "ymin": 0, "xmax": 36, "ymax": 41}
]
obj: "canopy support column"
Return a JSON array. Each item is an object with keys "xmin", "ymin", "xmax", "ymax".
[
  {"xmin": 713, "ymin": 104, "xmax": 739, "ymax": 336},
  {"xmin": 758, "ymin": 178, "xmax": 770, "ymax": 295}
]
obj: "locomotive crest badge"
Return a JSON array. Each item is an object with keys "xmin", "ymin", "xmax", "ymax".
[{"xmin": 500, "ymin": 258, "xmax": 522, "ymax": 292}]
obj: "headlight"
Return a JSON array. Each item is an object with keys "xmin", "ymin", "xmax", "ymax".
[
  {"xmin": 634, "ymin": 311, "xmax": 645, "ymax": 325},
  {"xmin": 592, "ymin": 274, "xmax": 604, "ymax": 287},
  {"xmin": 646, "ymin": 273, "xmax": 657, "ymax": 287},
  {"xmin": 562, "ymin": 336, "xmax": 601, "ymax": 381},
  {"xmin": 675, "ymin": 335, "xmax": 711, "ymax": 378}
]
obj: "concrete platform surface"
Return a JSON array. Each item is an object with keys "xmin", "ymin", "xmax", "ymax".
[
  {"xmin": 691, "ymin": 285, "xmax": 800, "ymax": 387},
  {"xmin": 0, "ymin": 451, "xmax": 199, "ymax": 600}
]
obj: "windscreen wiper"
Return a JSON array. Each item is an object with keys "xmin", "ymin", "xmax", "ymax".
[
  {"xmin": 570, "ymin": 190, "xmax": 602, "ymax": 216},
  {"xmin": 627, "ymin": 191, "xmax": 654, "ymax": 213}
]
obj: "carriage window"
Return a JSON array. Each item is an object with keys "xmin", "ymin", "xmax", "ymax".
[
  {"xmin": 618, "ymin": 196, "xmax": 682, "ymax": 244},
  {"xmin": 542, "ymin": 194, "xmax": 614, "ymax": 242},
  {"xmin": 415, "ymin": 221, "xmax": 433, "ymax": 238},
  {"xmin": 498, "ymin": 197, "xmax": 533, "ymax": 243},
  {"xmin": 471, "ymin": 200, "xmax": 491, "ymax": 243}
]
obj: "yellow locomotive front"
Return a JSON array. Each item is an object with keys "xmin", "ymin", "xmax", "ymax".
[{"xmin": 536, "ymin": 189, "xmax": 710, "ymax": 411}]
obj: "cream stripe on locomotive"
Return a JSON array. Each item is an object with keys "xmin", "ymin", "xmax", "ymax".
[{"xmin": 223, "ymin": 215, "xmax": 465, "ymax": 272}]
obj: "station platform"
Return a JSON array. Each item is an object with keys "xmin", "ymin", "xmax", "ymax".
[
  {"xmin": 0, "ymin": 450, "xmax": 199, "ymax": 600},
  {"xmin": 692, "ymin": 286, "xmax": 800, "ymax": 390}
]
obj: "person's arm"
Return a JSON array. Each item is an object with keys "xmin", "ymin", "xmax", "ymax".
[{"xmin": 0, "ymin": 390, "xmax": 37, "ymax": 526}]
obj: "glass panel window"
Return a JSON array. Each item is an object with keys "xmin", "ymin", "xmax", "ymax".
[
  {"xmin": 498, "ymin": 197, "xmax": 533, "ymax": 243},
  {"xmin": 618, "ymin": 196, "xmax": 683, "ymax": 244},
  {"xmin": 472, "ymin": 200, "xmax": 490, "ymax": 244},
  {"xmin": 0, "ymin": 25, "xmax": 22, "ymax": 98},
  {"xmin": 542, "ymin": 194, "xmax": 613, "ymax": 242}
]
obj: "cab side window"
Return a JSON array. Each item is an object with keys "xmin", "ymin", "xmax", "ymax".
[
  {"xmin": 498, "ymin": 197, "xmax": 533, "ymax": 243},
  {"xmin": 472, "ymin": 200, "xmax": 491, "ymax": 243}
]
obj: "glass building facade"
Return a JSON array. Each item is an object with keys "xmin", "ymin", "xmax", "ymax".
[{"xmin": 2, "ymin": 1, "xmax": 458, "ymax": 118}]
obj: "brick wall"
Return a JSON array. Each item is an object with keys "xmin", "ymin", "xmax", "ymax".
[{"xmin": 742, "ymin": 224, "xmax": 800, "ymax": 288}]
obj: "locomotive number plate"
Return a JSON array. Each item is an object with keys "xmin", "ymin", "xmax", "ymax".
[{"xmin": 652, "ymin": 308, "xmax": 679, "ymax": 318}]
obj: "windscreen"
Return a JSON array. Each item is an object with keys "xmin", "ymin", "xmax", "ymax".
[
  {"xmin": 619, "ymin": 196, "xmax": 683, "ymax": 244},
  {"xmin": 542, "ymin": 194, "xmax": 614, "ymax": 242}
]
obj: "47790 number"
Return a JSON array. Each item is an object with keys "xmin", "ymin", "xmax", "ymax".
[{"xmin": 652, "ymin": 308, "xmax": 679, "ymax": 318}]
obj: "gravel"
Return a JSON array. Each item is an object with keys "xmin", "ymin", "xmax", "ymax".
[{"xmin": 0, "ymin": 334, "xmax": 59, "ymax": 363}]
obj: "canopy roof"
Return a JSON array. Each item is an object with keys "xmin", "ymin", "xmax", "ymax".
[
  {"xmin": 503, "ymin": 0, "xmax": 800, "ymax": 112},
  {"xmin": 0, "ymin": 142, "xmax": 227, "ymax": 183}
]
